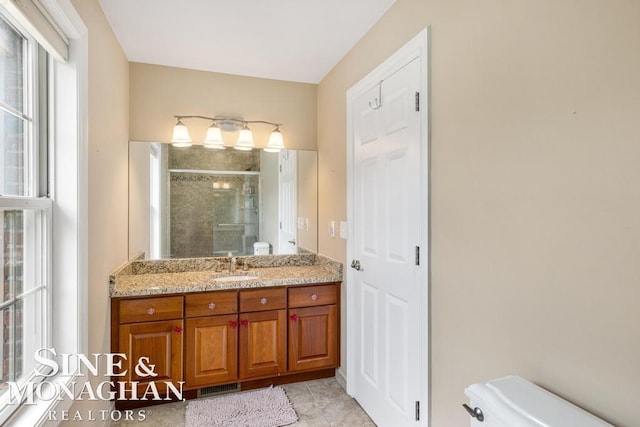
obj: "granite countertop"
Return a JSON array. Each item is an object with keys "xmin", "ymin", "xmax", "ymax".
[{"xmin": 109, "ymin": 253, "xmax": 343, "ymax": 298}]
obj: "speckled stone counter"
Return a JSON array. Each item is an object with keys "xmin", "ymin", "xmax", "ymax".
[{"xmin": 109, "ymin": 254, "xmax": 342, "ymax": 297}]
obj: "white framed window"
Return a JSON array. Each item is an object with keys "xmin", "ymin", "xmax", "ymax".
[
  {"xmin": 0, "ymin": 0, "xmax": 87, "ymax": 425},
  {"xmin": 0, "ymin": 9, "xmax": 52, "ymax": 424}
]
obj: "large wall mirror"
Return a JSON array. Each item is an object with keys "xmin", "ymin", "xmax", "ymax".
[{"xmin": 128, "ymin": 141, "xmax": 318, "ymax": 260}]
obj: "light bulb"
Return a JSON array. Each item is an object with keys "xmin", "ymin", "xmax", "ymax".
[
  {"xmin": 171, "ymin": 119, "xmax": 192, "ymax": 147},
  {"xmin": 204, "ymin": 123, "xmax": 225, "ymax": 149},
  {"xmin": 264, "ymin": 126, "xmax": 284, "ymax": 153},
  {"xmin": 235, "ymin": 124, "xmax": 254, "ymax": 151}
]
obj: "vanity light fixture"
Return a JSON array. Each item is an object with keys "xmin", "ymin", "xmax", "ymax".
[
  {"xmin": 235, "ymin": 123, "xmax": 254, "ymax": 151},
  {"xmin": 264, "ymin": 125, "xmax": 284, "ymax": 153},
  {"xmin": 203, "ymin": 122, "xmax": 224, "ymax": 149},
  {"xmin": 171, "ymin": 115, "xmax": 285, "ymax": 152},
  {"xmin": 170, "ymin": 118, "xmax": 192, "ymax": 147}
]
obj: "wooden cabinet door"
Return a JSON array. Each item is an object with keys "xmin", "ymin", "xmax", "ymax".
[
  {"xmin": 239, "ymin": 309, "xmax": 287, "ymax": 379},
  {"xmin": 118, "ymin": 319, "xmax": 183, "ymax": 398},
  {"xmin": 288, "ymin": 305, "xmax": 338, "ymax": 372},
  {"xmin": 185, "ymin": 314, "xmax": 238, "ymax": 388}
]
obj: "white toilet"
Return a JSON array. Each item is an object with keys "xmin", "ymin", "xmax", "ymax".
[
  {"xmin": 253, "ymin": 241, "xmax": 270, "ymax": 255},
  {"xmin": 464, "ymin": 376, "xmax": 613, "ymax": 426}
]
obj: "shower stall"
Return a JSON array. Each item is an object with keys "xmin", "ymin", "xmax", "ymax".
[
  {"xmin": 162, "ymin": 146, "xmax": 262, "ymax": 258},
  {"xmin": 168, "ymin": 171, "xmax": 260, "ymax": 257}
]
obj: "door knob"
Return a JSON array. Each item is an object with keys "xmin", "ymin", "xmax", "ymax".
[
  {"xmin": 350, "ymin": 260, "xmax": 361, "ymax": 271},
  {"xmin": 288, "ymin": 239, "xmax": 296, "ymax": 245}
]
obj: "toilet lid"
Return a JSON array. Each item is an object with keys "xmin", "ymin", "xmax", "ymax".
[{"xmin": 465, "ymin": 376, "xmax": 612, "ymax": 427}]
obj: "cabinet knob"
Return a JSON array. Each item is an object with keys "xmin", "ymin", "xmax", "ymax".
[
  {"xmin": 208, "ymin": 302, "xmax": 216, "ymax": 310},
  {"xmin": 229, "ymin": 321, "xmax": 237, "ymax": 329},
  {"xmin": 310, "ymin": 293, "xmax": 318, "ymax": 301},
  {"xmin": 240, "ymin": 319, "xmax": 249, "ymax": 327},
  {"xmin": 173, "ymin": 326, "xmax": 182, "ymax": 334},
  {"xmin": 147, "ymin": 308, "xmax": 155, "ymax": 315},
  {"xmin": 260, "ymin": 297, "xmax": 268, "ymax": 305},
  {"xmin": 290, "ymin": 314, "xmax": 298, "ymax": 322}
]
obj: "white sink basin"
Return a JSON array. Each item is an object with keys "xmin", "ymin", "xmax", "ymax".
[{"xmin": 211, "ymin": 275, "xmax": 259, "ymax": 282}]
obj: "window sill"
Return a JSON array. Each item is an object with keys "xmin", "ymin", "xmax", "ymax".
[{"xmin": 5, "ymin": 374, "xmax": 79, "ymax": 427}]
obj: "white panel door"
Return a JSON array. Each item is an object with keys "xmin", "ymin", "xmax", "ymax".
[
  {"xmin": 350, "ymin": 53, "xmax": 425, "ymax": 426},
  {"xmin": 278, "ymin": 150, "xmax": 297, "ymax": 254}
]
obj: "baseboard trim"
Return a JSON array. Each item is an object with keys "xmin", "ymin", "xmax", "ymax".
[{"xmin": 335, "ymin": 367, "xmax": 347, "ymax": 390}]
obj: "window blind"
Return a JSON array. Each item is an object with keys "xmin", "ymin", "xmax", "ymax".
[{"xmin": 1, "ymin": 0, "xmax": 68, "ymax": 61}]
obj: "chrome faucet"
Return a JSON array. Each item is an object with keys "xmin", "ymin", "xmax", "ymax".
[{"xmin": 228, "ymin": 252, "xmax": 237, "ymax": 273}]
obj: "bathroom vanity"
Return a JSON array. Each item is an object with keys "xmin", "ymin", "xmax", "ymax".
[{"xmin": 109, "ymin": 254, "xmax": 341, "ymax": 409}]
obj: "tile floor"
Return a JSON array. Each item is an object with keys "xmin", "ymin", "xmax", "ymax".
[{"xmin": 110, "ymin": 377, "xmax": 375, "ymax": 426}]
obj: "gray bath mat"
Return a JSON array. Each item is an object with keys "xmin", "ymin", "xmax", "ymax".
[{"xmin": 185, "ymin": 386, "xmax": 298, "ymax": 427}]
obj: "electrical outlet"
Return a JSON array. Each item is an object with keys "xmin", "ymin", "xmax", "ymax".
[
  {"xmin": 339, "ymin": 221, "xmax": 348, "ymax": 239},
  {"xmin": 328, "ymin": 221, "xmax": 335, "ymax": 238}
]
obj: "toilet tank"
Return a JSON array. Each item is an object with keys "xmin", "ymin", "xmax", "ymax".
[
  {"xmin": 253, "ymin": 241, "xmax": 270, "ymax": 255},
  {"xmin": 464, "ymin": 376, "xmax": 613, "ymax": 427}
]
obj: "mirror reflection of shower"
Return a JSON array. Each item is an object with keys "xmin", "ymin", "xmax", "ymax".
[
  {"xmin": 210, "ymin": 173, "xmax": 260, "ymax": 256},
  {"xmin": 156, "ymin": 170, "xmax": 262, "ymax": 258},
  {"xmin": 166, "ymin": 146, "xmax": 261, "ymax": 258}
]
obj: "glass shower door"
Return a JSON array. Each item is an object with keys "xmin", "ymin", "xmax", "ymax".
[{"xmin": 212, "ymin": 174, "xmax": 260, "ymax": 256}]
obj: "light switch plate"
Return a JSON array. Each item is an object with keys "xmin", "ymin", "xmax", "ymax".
[
  {"xmin": 304, "ymin": 218, "xmax": 309, "ymax": 231},
  {"xmin": 328, "ymin": 221, "xmax": 335, "ymax": 238},
  {"xmin": 339, "ymin": 221, "xmax": 348, "ymax": 239},
  {"xmin": 297, "ymin": 217, "xmax": 304, "ymax": 230}
]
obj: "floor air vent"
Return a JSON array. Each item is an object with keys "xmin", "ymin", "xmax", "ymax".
[{"xmin": 197, "ymin": 383, "xmax": 240, "ymax": 398}]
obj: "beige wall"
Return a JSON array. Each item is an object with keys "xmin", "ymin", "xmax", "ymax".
[
  {"xmin": 129, "ymin": 63, "xmax": 317, "ymax": 150},
  {"xmin": 64, "ymin": 0, "xmax": 129, "ymax": 422},
  {"xmin": 318, "ymin": 0, "xmax": 640, "ymax": 426}
]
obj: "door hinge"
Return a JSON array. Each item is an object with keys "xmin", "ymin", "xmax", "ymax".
[
  {"xmin": 415, "ymin": 246, "xmax": 420, "ymax": 266},
  {"xmin": 415, "ymin": 92, "xmax": 420, "ymax": 112},
  {"xmin": 415, "ymin": 401, "xmax": 420, "ymax": 421},
  {"xmin": 279, "ymin": 221, "xmax": 282, "ymax": 230}
]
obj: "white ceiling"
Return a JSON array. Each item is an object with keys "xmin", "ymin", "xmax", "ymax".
[{"xmin": 98, "ymin": 0, "xmax": 396, "ymax": 84}]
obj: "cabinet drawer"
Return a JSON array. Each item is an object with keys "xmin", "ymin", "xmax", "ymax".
[
  {"xmin": 185, "ymin": 291, "xmax": 237, "ymax": 318},
  {"xmin": 239, "ymin": 287, "xmax": 286, "ymax": 312},
  {"xmin": 119, "ymin": 296, "xmax": 183, "ymax": 324},
  {"xmin": 288, "ymin": 284, "xmax": 338, "ymax": 308}
]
